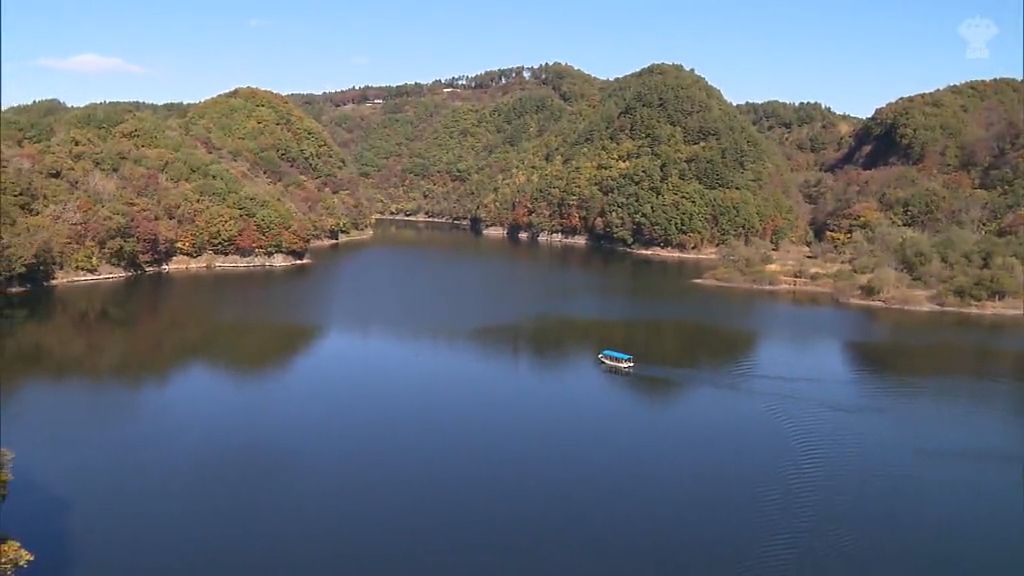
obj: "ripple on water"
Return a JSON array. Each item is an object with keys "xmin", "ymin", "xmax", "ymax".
[
  {"xmin": 740, "ymin": 382, "xmax": 864, "ymax": 575},
  {"xmin": 728, "ymin": 356, "xmax": 758, "ymax": 378}
]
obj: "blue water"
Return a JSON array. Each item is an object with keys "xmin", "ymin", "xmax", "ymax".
[{"xmin": 2, "ymin": 222, "xmax": 1022, "ymax": 575}]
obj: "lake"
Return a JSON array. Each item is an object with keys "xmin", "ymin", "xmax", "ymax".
[{"xmin": 2, "ymin": 221, "xmax": 1022, "ymax": 575}]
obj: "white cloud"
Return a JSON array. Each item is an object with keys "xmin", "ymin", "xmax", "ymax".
[
  {"xmin": 350, "ymin": 55, "xmax": 370, "ymax": 66},
  {"xmin": 36, "ymin": 53, "xmax": 145, "ymax": 74},
  {"xmin": 247, "ymin": 18, "xmax": 269, "ymax": 27}
]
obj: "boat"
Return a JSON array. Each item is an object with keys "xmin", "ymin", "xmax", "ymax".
[{"xmin": 598, "ymin": 349, "xmax": 634, "ymax": 369}]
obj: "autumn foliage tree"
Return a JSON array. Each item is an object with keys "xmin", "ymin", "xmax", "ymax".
[
  {"xmin": 1, "ymin": 89, "xmax": 369, "ymax": 287},
  {"xmin": 0, "ymin": 449, "xmax": 33, "ymax": 576},
  {"xmin": 2, "ymin": 65, "xmax": 1020, "ymax": 305}
]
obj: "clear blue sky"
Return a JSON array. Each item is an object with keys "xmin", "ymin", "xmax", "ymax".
[{"xmin": 2, "ymin": 0, "xmax": 1021, "ymax": 116}]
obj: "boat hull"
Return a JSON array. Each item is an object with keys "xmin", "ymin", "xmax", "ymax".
[{"xmin": 598, "ymin": 355, "xmax": 634, "ymax": 369}]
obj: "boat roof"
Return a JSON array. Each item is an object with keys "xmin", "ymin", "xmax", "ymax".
[{"xmin": 600, "ymin": 349, "xmax": 633, "ymax": 360}]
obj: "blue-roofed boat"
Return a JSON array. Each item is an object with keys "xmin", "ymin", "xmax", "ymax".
[{"xmin": 598, "ymin": 349, "xmax": 634, "ymax": 369}]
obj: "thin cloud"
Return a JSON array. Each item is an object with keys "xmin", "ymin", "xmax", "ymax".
[
  {"xmin": 350, "ymin": 55, "xmax": 370, "ymax": 66},
  {"xmin": 247, "ymin": 18, "xmax": 269, "ymax": 27},
  {"xmin": 36, "ymin": 53, "xmax": 145, "ymax": 74}
]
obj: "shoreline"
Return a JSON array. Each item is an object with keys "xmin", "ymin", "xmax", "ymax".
[
  {"xmin": 692, "ymin": 278, "xmax": 1022, "ymax": 317},
  {"xmin": 692, "ymin": 278, "xmax": 833, "ymax": 293},
  {"xmin": 309, "ymin": 229, "xmax": 375, "ymax": 247},
  {"xmin": 481, "ymin": 227, "xmax": 718, "ymax": 260},
  {"xmin": 377, "ymin": 218, "xmax": 1020, "ymax": 316},
  {"xmin": 6, "ymin": 222, "xmax": 1017, "ymax": 317},
  {"xmin": 4, "ymin": 230, "xmax": 375, "ymax": 293},
  {"xmin": 375, "ymin": 215, "xmax": 716, "ymax": 259},
  {"xmin": 373, "ymin": 215, "xmax": 471, "ymax": 227},
  {"xmin": 42, "ymin": 254, "xmax": 312, "ymax": 289}
]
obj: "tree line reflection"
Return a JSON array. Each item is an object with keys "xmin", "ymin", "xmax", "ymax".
[
  {"xmin": 0, "ymin": 280, "xmax": 321, "ymax": 389},
  {"xmin": 472, "ymin": 316, "xmax": 757, "ymax": 369},
  {"xmin": 845, "ymin": 339, "xmax": 1024, "ymax": 384}
]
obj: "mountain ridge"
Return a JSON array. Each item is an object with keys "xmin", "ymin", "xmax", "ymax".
[{"xmin": 2, "ymin": 63, "xmax": 1020, "ymax": 307}]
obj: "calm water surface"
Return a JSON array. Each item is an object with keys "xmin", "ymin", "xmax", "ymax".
[{"xmin": 2, "ymin": 223, "xmax": 1023, "ymax": 575}]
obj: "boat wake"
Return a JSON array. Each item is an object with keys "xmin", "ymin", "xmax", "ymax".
[{"xmin": 739, "ymin": 387, "xmax": 864, "ymax": 574}]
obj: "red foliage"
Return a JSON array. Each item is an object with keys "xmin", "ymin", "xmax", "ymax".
[{"xmin": 233, "ymin": 221, "xmax": 260, "ymax": 256}]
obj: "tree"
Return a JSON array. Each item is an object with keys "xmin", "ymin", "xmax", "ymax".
[
  {"xmin": 0, "ymin": 449, "xmax": 34, "ymax": 576},
  {"xmin": 3, "ymin": 66, "xmax": 1021, "ymax": 307}
]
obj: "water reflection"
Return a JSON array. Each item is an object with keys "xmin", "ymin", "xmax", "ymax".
[
  {"xmin": 855, "ymin": 307, "xmax": 1024, "ymax": 349},
  {"xmin": 0, "ymin": 280, "xmax": 321, "ymax": 389},
  {"xmin": 845, "ymin": 339, "xmax": 1024, "ymax": 384},
  {"xmin": 2, "ymin": 222, "xmax": 1023, "ymax": 575},
  {"xmin": 606, "ymin": 367, "xmax": 690, "ymax": 400},
  {"xmin": 0, "ymin": 474, "xmax": 73, "ymax": 576},
  {"xmin": 472, "ymin": 316, "xmax": 756, "ymax": 370},
  {"xmin": 368, "ymin": 220, "xmax": 716, "ymax": 299}
]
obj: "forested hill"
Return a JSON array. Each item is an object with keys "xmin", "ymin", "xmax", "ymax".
[
  {"xmin": 786, "ymin": 78, "xmax": 1023, "ymax": 305},
  {"xmin": 295, "ymin": 63, "xmax": 796, "ymax": 247},
  {"xmin": 838, "ymin": 79, "xmax": 1023, "ymax": 174},
  {"xmin": 1, "ymin": 65, "xmax": 1021, "ymax": 305},
  {"xmin": 818, "ymin": 79, "xmax": 1022, "ymax": 233},
  {"xmin": 1, "ymin": 88, "xmax": 369, "ymax": 284},
  {"xmin": 738, "ymin": 101, "xmax": 861, "ymax": 173}
]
